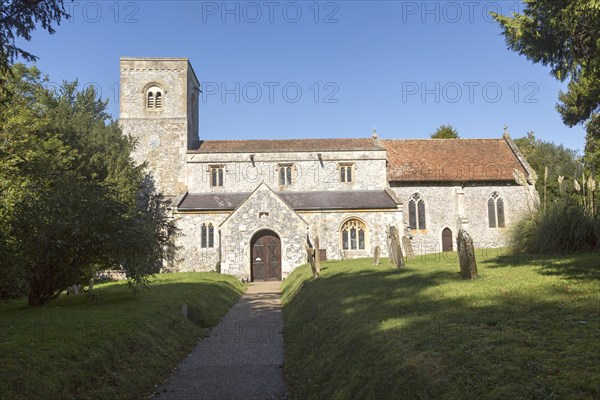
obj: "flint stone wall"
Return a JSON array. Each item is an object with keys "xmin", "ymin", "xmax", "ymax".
[
  {"xmin": 389, "ymin": 182, "xmax": 531, "ymax": 254},
  {"xmin": 186, "ymin": 150, "xmax": 387, "ymax": 193},
  {"xmin": 219, "ymin": 185, "xmax": 308, "ymax": 280}
]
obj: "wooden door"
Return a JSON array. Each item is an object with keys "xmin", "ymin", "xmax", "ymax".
[
  {"xmin": 442, "ymin": 228, "xmax": 453, "ymax": 252},
  {"xmin": 251, "ymin": 231, "xmax": 281, "ymax": 281}
]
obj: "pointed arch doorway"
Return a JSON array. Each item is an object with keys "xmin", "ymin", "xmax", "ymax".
[
  {"xmin": 251, "ymin": 230, "xmax": 282, "ymax": 281},
  {"xmin": 442, "ymin": 228, "xmax": 453, "ymax": 252}
]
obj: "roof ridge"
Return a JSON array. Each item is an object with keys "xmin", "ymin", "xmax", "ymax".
[
  {"xmin": 199, "ymin": 138, "xmax": 375, "ymax": 143},
  {"xmin": 382, "ymin": 138, "xmax": 503, "ymax": 142}
]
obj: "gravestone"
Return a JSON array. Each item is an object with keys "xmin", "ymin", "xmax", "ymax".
[
  {"xmin": 457, "ymin": 229, "xmax": 478, "ymax": 279},
  {"xmin": 388, "ymin": 226, "xmax": 405, "ymax": 269},
  {"xmin": 402, "ymin": 236, "xmax": 415, "ymax": 259},
  {"xmin": 305, "ymin": 242, "xmax": 319, "ymax": 278},
  {"xmin": 314, "ymin": 235, "xmax": 321, "ymax": 275},
  {"xmin": 372, "ymin": 246, "xmax": 381, "ymax": 265}
]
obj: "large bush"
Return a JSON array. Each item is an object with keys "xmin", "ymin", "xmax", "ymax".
[
  {"xmin": 510, "ymin": 180, "xmax": 599, "ymax": 254},
  {"xmin": 0, "ymin": 65, "xmax": 175, "ymax": 305}
]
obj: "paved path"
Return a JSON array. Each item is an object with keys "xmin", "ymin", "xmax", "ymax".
[{"xmin": 154, "ymin": 282, "xmax": 287, "ymax": 400}]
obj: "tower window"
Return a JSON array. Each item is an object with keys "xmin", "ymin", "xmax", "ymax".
[
  {"xmin": 147, "ymin": 92, "xmax": 154, "ymax": 108},
  {"xmin": 146, "ymin": 85, "xmax": 164, "ymax": 110},
  {"xmin": 408, "ymin": 193, "xmax": 426, "ymax": 230},
  {"xmin": 488, "ymin": 192, "xmax": 506, "ymax": 228}
]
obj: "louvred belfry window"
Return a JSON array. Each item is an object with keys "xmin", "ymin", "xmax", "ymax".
[{"xmin": 146, "ymin": 86, "xmax": 163, "ymax": 110}]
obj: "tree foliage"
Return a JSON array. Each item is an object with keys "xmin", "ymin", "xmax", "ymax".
[
  {"xmin": 492, "ymin": 1, "xmax": 600, "ymax": 173},
  {"xmin": 0, "ymin": 0, "xmax": 68, "ymax": 73},
  {"xmin": 430, "ymin": 124, "xmax": 459, "ymax": 139},
  {"xmin": 0, "ymin": 65, "xmax": 176, "ymax": 305},
  {"xmin": 514, "ymin": 131, "xmax": 580, "ymax": 203}
]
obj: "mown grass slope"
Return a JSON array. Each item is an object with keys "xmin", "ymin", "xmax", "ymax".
[
  {"xmin": 282, "ymin": 250, "xmax": 599, "ymax": 399},
  {"xmin": 0, "ymin": 272, "xmax": 245, "ymax": 399}
]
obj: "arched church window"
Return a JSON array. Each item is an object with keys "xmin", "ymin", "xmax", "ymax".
[
  {"xmin": 201, "ymin": 223, "xmax": 214, "ymax": 248},
  {"xmin": 146, "ymin": 86, "xmax": 163, "ymax": 110},
  {"xmin": 488, "ymin": 192, "xmax": 505, "ymax": 228},
  {"xmin": 341, "ymin": 219, "xmax": 367, "ymax": 250},
  {"xmin": 408, "ymin": 193, "xmax": 426, "ymax": 229}
]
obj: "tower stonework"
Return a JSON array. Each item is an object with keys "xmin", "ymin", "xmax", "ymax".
[{"xmin": 119, "ymin": 57, "xmax": 200, "ymax": 197}]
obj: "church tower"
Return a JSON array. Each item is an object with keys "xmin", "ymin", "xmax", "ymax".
[{"xmin": 119, "ymin": 57, "xmax": 200, "ymax": 197}]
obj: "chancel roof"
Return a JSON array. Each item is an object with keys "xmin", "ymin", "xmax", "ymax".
[{"xmin": 383, "ymin": 137, "xmax": 530, "ymax": 182}]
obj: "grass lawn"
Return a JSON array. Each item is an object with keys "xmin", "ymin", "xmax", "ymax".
[
  {"xmin": 282, "ymin": 249, "xmax": 599, "ymax": 400},
  {"xmin": 0, "ymin": 272, "xmax": 245, "ymax": 399}
]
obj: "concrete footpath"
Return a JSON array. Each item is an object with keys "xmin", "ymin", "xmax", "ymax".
[{"xmin": 153, "ymin": 282, "xmax": 288, "ymax": 400}]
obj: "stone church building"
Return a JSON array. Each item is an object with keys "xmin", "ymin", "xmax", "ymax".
[{"xmin": 119, "ymin": 57, "xmax": 537, "ymax": 281}]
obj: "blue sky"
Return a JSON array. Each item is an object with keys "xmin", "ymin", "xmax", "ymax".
[{"xmin": 18, "ymin": 0, "xmax": 585, "ymax": 151}]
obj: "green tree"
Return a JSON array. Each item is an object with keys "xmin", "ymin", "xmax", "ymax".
[
  {"xmin": 0, "ymin": 0, "xmax": 70, "ymax": 101},
  {"xmin": 514, "ymin": 131, "xmax": 580, "ymax": 204},
  {"xmin": 0, "ymin": 65, "xmax": 176, "ymax": 305},
  {"xmin": 492, "ymin": 1, "xmax": 600, "ymax": 174},
  {"xmin": 430, "ymin": 124, "xmax": 459, "ymax": 139},
  {"xmin": 0, "ymin": 0, "xmax": 68, "ymax": 73}
]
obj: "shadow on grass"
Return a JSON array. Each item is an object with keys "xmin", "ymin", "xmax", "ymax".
[
  {"xmin": 283, "ymin": 258, "xmax": 600, "ymax": 400},
  {"xmin": 484, "ymin": 250, "xmax": 600, "ymax": 281}
]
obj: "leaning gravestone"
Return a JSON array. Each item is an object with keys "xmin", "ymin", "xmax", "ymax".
[
  {"xmin": 388, "ymin": 226, "xmax": 405, "ymax": 269},
  {"xmin": 457, "ymin": 229, "xmax": 478, "ymax": 279},
  {"xmin": 313, "ymin": 235, "xmax": 321, "ymax": 275},
  {"xmin": 372, "ymin": 246, "xmax": 381, "ymax": 265}
]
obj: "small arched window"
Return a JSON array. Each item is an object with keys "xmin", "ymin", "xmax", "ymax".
[
  {"xmin": 146, "ymin": 86, "xmax": 163, "ymax": 110},
  {"xmin": 201, "ymin": 223, "xmax": 214, "ymax": 248},
  {"xmin": 408, "ymin": 193, "xmax": 426, "ymax": 229},
  {"xmin": 488, "ymin": 192, "xmax": 505, "ymax": 228},
  {"xmin": 341, "ymin": 219, "xmax": 367, "ymax": 250}
]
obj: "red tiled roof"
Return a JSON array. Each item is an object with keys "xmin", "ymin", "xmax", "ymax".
[
  {"xmin": 189, "ymin": 138, "xmax": 384, "ymax": 153},
  {"xmin": 384, "ymin": 138, "xmax": 528, "ymax": 182}
]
